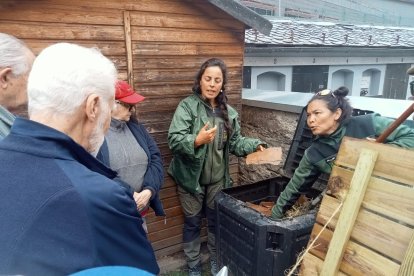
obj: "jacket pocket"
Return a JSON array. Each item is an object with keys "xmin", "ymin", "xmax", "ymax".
[{"xmin": 168, "ymin": 155, "xmax": 203, "ymax": 194}]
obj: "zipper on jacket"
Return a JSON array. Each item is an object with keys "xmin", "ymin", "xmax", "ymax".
[{"xmin": 207, "ymin": 116, "xmax": 216, "ymax": 184}]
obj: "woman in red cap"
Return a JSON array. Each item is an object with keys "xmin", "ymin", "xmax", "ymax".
[{"xmin": 97, "ymin": 80, "xmax": 165, "ymax": 232}]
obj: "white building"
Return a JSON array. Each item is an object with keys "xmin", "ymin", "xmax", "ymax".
[{"xmin": 244, "ymin": 19, "xmax": 414, "ymax": 99}]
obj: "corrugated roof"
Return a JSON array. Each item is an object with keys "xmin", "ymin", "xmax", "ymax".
[{"xmin": 245, "ymin": 19, "xmax": 414, "ymax": 47}]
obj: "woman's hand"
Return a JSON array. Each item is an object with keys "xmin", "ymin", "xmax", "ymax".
[
  {"xmin": 194, "ymin": 122, "xmax": 217, "ymax": 148},
  {"xmin": 133, "ymin": 189, "xmax": 152, "ymax": 211},
  {"xmin": 256, "ymin": 144, "xmax": 265, "ymax": 152}
]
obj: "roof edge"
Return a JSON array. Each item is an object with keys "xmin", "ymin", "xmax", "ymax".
[
  {"xmin": 207, "ymin": 0, "xmax": 272, "ymax": 35},
  {"xmin": 244, "ymin": 45, "xmax": 414, "ymax": 57}
]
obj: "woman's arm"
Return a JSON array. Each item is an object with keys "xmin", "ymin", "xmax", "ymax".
[
  {"xmin": 168, "ymin": 103, "xmax": 201, "ymax": 157},
  {"xmin": 140, "ymin": 125, "xmax": 164, "ymax": 199},
  {"xmin": 271, "ymin": 154, "xmax": 321, "ymax": 219},
  {"xmin": 372, "ymin": 114, "xmax": 414, "ymax": 148},
  {"xmin": 228, "ymin": 114, "xmax": 266, "ymax": 156}
]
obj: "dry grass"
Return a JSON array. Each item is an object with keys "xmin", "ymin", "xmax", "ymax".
[{"xmin": 285, "ymin": 196, "xmax": 312, "ymax": 218}]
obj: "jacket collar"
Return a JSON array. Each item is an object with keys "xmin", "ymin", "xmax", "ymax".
[
  {"xmin": 194, "ymin": 92, "xmax": 214, "ymax": 110},
  {"xmin": 1, "ymin": 118, "xmax": 117, "ymax": 179},
  {"xmin": 192, "ymin": 92, "xmax": 238, "ymax": 121},
  {"xmin": 0, "ymin": 105, "xmax": 15, "ymax": 138},
  {"xmin": 110, "ymin": 118, "xmax": 127, "ymax": 132}
]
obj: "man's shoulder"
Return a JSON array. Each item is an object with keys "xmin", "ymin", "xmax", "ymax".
[{"xmin": 67, "ymin": 164, "xmax": 123, "ymax": 194}]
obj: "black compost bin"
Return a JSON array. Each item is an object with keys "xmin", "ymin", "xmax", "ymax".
[
  {"xmin": 215, "ymin": 108, "xmax": 373, "ymax": 276},
  {"xmin": 215, "ymin": 180, "xmax": 316, "ymax": 276}
]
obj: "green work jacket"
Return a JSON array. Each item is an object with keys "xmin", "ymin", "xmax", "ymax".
[{"xmin": 168, "ymin": 93, "xmax": 264, "ymax": 194}]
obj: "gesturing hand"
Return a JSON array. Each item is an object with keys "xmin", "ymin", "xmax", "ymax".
[{"xmin": 194, "ymin": 122, "xmax": 217, "ymax": 148}]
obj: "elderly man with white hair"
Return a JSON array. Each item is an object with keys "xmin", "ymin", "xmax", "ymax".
[
  {"xmin": 0, "ymin": 43, "xmax": 159, "ymax": 275},
  {"xmin": 0, "ymin": 33, "xmax": 35, "ymax": 139}
]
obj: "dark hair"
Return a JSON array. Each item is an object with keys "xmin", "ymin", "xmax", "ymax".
[
  {"xmin": 192, "ymin": 58, "xmax": 232, "ymax": 134},
  {"xmin": 309, "ymin": 86, "xmax": 353, "ymax": 123}
]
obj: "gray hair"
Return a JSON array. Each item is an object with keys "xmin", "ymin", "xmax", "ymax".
[
  {"xmin": 28, "ymin": 43, "xmax": 117, "ymax": 116},
  {"xmin": 0, "ymin": 33, "xmax": 32, "ymax": 76}
]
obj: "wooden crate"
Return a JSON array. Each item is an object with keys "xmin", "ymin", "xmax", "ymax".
[{"xmin": 299, "ymin": 137, "xmax": 414, "ymax": 276}]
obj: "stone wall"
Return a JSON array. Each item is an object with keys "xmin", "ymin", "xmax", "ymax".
[{"xmin": 238, "ymin": 105, "xmax": 301, "ymax": 185}]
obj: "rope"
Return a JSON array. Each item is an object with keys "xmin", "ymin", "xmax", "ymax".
[{"xmin": 286, "ymin": 202, "xmax": 344, "ymax": 276}]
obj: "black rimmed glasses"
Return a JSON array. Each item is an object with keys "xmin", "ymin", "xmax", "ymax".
[{"xmin": 116, "ymin": 100, "xmax": 135, "ymax": 111}]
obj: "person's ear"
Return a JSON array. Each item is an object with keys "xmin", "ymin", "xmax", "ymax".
[
  {"xmin": 85, "ymin": 93, "xmax": 100, "ymax": 122},
  {"xmin": 334, "ymin": 108, "xmax": 342, "ymax": 121},
  {"xmin": 0, "ymin": 68, "xmax": 12, "ymax": 89}
]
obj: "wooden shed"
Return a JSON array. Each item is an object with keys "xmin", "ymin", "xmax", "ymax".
[{"xmin": 0, "ymin": 0, "xmax": 271, "ymax": 258}]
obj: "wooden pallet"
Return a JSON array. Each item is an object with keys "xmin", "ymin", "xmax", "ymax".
[{"xmin": 299, "ymin": 137, "xmax": 414, "ymax": 276}]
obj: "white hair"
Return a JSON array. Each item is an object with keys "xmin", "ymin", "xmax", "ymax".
[
  {"xmin": 0, "ymin": 33, "xmax": 32, "ymax": 76},
  {"xmin": 28, "ymin": 43, "xmax": 117, "ymax": 116}
]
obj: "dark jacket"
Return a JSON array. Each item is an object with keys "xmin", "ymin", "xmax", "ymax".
[
  {"xmin": 0, "ymin": 118, "xmax": 159, "ymax": 275},
  {"xmin": 272, "ymin": 113, "xmax": 414, "ymax": 219},
  {"xmin": 97, "ymin": 119, "xmax": 165, "ymax": 216},
  {"xmin": 168, "ymin": 93, "xmax": 265, "ymax": 194}
]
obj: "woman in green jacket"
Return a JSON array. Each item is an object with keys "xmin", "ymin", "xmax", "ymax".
[
  {"xmin": 168, "ymin": 58, "xmax": 265, "ymax": 276},
  {"xmin": 271, "ymin": 86, "xmax": 414, "ymax": 219}
]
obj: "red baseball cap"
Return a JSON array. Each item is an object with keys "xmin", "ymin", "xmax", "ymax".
[{"xmin": 115, "ymin": 80, "xmax": 145, "ymax": 104}]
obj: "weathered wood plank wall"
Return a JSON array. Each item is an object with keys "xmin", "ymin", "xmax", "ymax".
[{"xmin": 0, "ymin": 0, "xmax": 246, "ymax": 257}]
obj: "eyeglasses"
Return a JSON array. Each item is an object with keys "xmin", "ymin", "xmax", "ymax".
[
  {"xmin": 316, "ymin": 89, "xmax": 335, "ymax": 98},
  {"xmin": 116, "ymin": 100, "xmax": 135, "ymax": 111}
]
